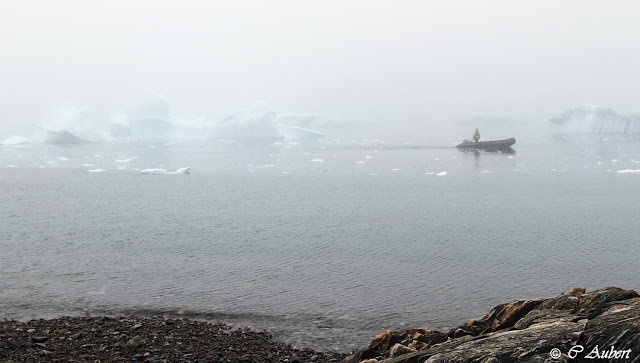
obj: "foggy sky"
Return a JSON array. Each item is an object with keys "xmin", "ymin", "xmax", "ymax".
[{"xmin": 2, "ymin": 0, "xmax": 640, "ymax": 133}]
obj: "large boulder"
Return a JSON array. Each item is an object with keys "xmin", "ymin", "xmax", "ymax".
[{"xmin": 347, "ymin": 287, "xmax": 640, "ymax": 363}]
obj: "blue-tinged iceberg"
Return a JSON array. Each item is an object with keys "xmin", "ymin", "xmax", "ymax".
[
  {"xmin": 111, "ymin": 93, "xmax": 325, "ymax": 143},
  {"xmin": 36, "ymin": 104, "xmax": 111, "ymax": 145},
  {"xmin": 551, "ymin": 105, "xmax": 640, "ymax": 134}
]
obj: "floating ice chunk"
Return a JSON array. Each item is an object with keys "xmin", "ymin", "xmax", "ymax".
[
  {"xmin": 364, "ymin": 156, "xmax": 373, "ymax": 159},
  {"xmin": 83, "ymin": 163, "xmax": 95, "ymax": 166},
  {"xmin": 596, "ymin": 162, "xmax": 604, "ymax": 165},
  {"xmin": 308, "ymin": 159, "xmax": 323, "ymax": 162},
  {"xmin": 47, "ymin": 160, "xmax": 58, "ymax": 164},
  {"xmin": 38, "ymin": 165, "xmax": 47, "ymax": 168},
  {"xmin": 391, "ymin": 168, "xmax": 402, "ymax": 171},
  {"xmin": 354, "ymin": 161, "xmax": 365, "ymax": 164},
  {"xmin": 425, "ymin": 172, "xmax": 434, "ymax": 175},
  {"xmin": 632, "ymin": 160, "xmax": 640, "ymax": 163},
  {"xmin": 437, "ymin": 171, "xmax": 447, "ymax": 176},
  {"xmin": 88, "ymin": 169, "xmax": 105, "ymax": 173},
  {"xmin": 281, "ymin": 171, "xmax": 291, "ymax": 174},
  {"xmin": 434, "ymin": 157, "xmax": 439, "ymax": 161},
  {"xmin": 481, "ymin": 171, "xmax": 493, "ymax": 173},
  {"xmin": 115, "ymin": 158, "xmax": 134, "ymax": 163},
  {"xmin": 140, "ymin": 167, "xmax": 191, "ymax": 175},
  {"xmin": 616, "ymin": 169, "xmax": 640, "ymax": 173},
  {"xmin": 508, "ymin": 156, "xmax": 514, "ymax": 159},
  {"xmin": 368, "ymin": 173, "xmax": 378, "ymax": 176},
  {"xmin": 58, "ymin": 157, "xmax": 69, "ymax": 161},
  {"xmin": 6, "ymin": 165, "xmax": 17, "ymax": 168},
  {"xmin": 117, "ymin": 166, "xmax": 127, "ymax": 170},
  {"xmin": 264, "ymin": 164, "xmax": 275, "ymax": 168}
]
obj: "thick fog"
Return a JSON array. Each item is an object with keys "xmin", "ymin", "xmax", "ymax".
[{"xmin": 2, "ymin": 0, "xmax": 640, "ymax": 139}]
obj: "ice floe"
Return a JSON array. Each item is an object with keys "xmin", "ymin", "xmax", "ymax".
[{"xmin": 140, "ymin": 167, "xmax": 191, "ymax": 175}]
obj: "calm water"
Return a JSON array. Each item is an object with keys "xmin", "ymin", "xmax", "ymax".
[{"xmin": 1, "ymin": 135, "xmax": 640, "ymax": 352}]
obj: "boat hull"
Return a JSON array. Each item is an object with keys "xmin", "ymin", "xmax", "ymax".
[{"xmin": 456, "ymin": 138, "xmax": 516, "ymax": 151}]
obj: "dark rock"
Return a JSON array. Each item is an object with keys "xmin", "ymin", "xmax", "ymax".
[
  {"xmin": 562, "ymin": 286, "xmax": 586, "ymax": 297},
  {"xmin": 576, "ymin": 287, "xmax": 640, "ymax": 319},
  {"xmin": 464, "ymin": 299, "xmax": 545, "ymax": 335},
  {"xmin": 6, "ymin": 340, "xmax": 22, "ymax": 349},
  {"xmin": 579, "ymin": 297, "xmax": 640, "ymax": 360},
  {"xmin": 289, "ymin": 354, "xmax": 301, "ymax": 363},
  {"xmin": 343, "ymin": 330, "xmax": 403, "ymax": 363},
  {"xmin": 70, "ymin": 331, "xmax": 83, "ymax": 340},
  {"xmin": 31, "ymin": 336, "xmax": 48, "ymax": 343},
  {"xmin": 537, "ymin": 294, "xmax": 580, "ymax": 311},
  {"xmin": 415, "ymin": 331, "xmax": 447, "ymax": 346},
  {"xmin": 386, "ymin": 319, "xmax": 586, "ymax": 363},
  {"xmin": 513, "ymin": 309, "xmax": 576, "ymax": 330},
  {"xmin": 453, "ymin": 328, "xmax": 471, "ymax": 339},
  {"xmin": 389, "ymin": 343, "xmax": 416, "ymax": 358},
  {"xmin": 349, "ymin": 287, "xmax": 640, "ymax": 362},
  {"xmin": 132, "ymin": 353, "xmax": 145, "ymax": 360},
  {"xmin": 127, "ymin": 336, "xmax": 144, "ymax": 347}
]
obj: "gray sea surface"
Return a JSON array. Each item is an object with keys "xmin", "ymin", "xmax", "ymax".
[{"xmin": 1, "ymin": 135, "xmax": 640, "ymax": 352}]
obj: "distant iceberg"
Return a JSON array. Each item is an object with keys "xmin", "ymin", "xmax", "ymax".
[
  {"xmin": 113, "ymin": 96, "xmax": 325, "ymax": 143},
  {"xmin": 16, "ymin": 92, "xmax": 326, "ymax": 146},
  {"xmin": 551, "ymin": 105, "xmax": 640, "ymax": 134},
  {"xmin": 45, "ymin": 130, "xmax": 91, "ymax": 146},
  {"xmin": 35, "ymin": 104, "xmax": 111, "ymax": 145},
  {"xmin": 1, "ymin": 136, "xmax": 29, "ymax": 145}
]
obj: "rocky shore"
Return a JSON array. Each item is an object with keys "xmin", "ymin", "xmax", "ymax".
[
  {"xmin": 345, "ymin": 286, "xmax": 640, "ymax": 362},
  {"xmin": 0, "ymin": 316, "xmax": 346, "ymax": 362},
  {"xmin": 3, "ymin": 286, "xmax": 640, "ymax": 362}
]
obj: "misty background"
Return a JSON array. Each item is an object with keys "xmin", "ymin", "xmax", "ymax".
[{"xmin": 2, "ymin": 0, "xmax": 640, "ymax": 140}]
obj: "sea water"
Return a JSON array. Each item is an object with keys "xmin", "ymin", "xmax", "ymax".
[{"xmin": 1, "ymin": 135, "xmax": 640, "ymax": 352}]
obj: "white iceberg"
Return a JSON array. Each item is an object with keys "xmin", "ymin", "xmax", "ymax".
[
  {"xmin": 36, "ymin": 104, "xmax": 112, "ymax": 145},
  {"xmin": 140, "ymin": 167, "xmax": 191, "ymax": 175},
  {"xmin": 2, "ymin": 136, "xmax": 29, "ymax": 145}
]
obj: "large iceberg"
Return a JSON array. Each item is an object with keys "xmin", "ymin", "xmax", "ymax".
[
  {"xmin": 551, "ymin": 105, "xmax": 640, "ymax": 134},
  {"xmin": 112, "ymin": 94, "xmax": 325, "ymax": 143},
  {"xmin": 35, "ymin": 104, "xmax": 111, "ymax": 145}
]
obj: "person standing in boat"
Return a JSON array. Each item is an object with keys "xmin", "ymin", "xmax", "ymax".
[{"xmin": 472, "ymin": 128, "xmax": 480, "ymax": 143}]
